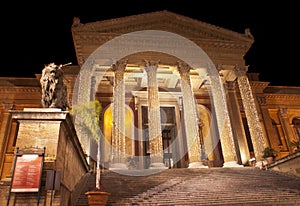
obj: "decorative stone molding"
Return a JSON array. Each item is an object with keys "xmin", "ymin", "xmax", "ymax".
[
  {"xmin": 256, "ymin": 96, "xmax": 267, "ymax": 105},
  {"xmin": 264, "ymin": 94, "xmax": 300, "ymax": 104},
  {"xmin": 249, "ymin": 82, "xmax": 269, "ymax": 93},
  {"xmin": 0, "ymin": 87, "xmax": 40, "ymax": 94},
  {"xmin": 72, "ymin": 11, "xmax": 253, "ymax": 67},
  {"xmin": 72, "ymin": 11, "xmax": 252, "ymax": 42}
]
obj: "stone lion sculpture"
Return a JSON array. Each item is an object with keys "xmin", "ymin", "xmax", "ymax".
[{"xmin": 40, "ymin": 62, "xmax": 70, "ymax": 111}]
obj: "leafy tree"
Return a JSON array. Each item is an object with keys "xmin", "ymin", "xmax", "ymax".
[{"xmin": 70, "ymin": 100, "xmax": 103, "ymax": 189}]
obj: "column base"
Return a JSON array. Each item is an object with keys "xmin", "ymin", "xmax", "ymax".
[
  {"xmin": 188, "ymin": 161, "xmax": 209, "ymax": 168},
  {"xmin": 223, "ymin": 161, "xmax": 244, "ymax": 168},
  {"xmin": 109, "ymin": 163, "xmax": 128, "ymax": 170},
  {"xmin": 149, "ymin": 162, "xmax": 168, "ymax": 169}
]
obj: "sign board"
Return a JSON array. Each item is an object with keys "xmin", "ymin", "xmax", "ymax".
[{"xmin": 11, "ymin": 154, "xmax": 43, "ymax": 192}]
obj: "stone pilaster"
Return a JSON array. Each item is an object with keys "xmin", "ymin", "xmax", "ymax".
[
  {"xmin": 0, "ymin": 112, "xmax": 12, "ymax": 156},
  {"xmin": 234, "ymin": 66, "xmax": 266, "ymax": 160},
  {"xmin": 110, "ymin": 59, "xmax": 127, "ymax": 169},
  {"xmin": 0, "ymin": 111, "xmax": 14, "ymax": 179},
  {"xmin": 278, "ymin": 108, "xmax": 293, "ymax": 152},
  {"xmin": 257, "ymin": 96, "xmax": 273, "ymax": 147},
  {"xmin": 144, "ymin": 60, "xmax": 166, "ymax": 169}
]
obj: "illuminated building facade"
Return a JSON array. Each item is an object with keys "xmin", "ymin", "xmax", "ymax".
[{"xmin": 1, "ymin": 11, "xmax": 300, "ymax": 179}]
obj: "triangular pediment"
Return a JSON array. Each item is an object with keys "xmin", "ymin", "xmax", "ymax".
[
  {"xmin": 72, "ymin": 10, "xmax": 253, "ymax": 42},
  {"xmin": 71, "ymin": 10, "xmax": 254, "ymax": 66}
]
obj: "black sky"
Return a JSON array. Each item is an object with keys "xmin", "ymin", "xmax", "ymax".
[{"xmin": 1, "ymin": 1, "xmax": 299, "ymax": 86}]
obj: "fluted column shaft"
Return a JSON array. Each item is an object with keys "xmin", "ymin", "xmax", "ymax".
[
  {"xmin": 234, "ymin": 66, "xmax": 266, "ymax": 160},
  {"xmin": 178, "ymin": 62, "xmax": 200, "ymax": 163},
  {"xmin": 145, "ymin": 60, "xmax": 164, "ymax": 163},
  {"xmin": 112, "ymin": 60, "xmax": 127, "ymax": 164}
]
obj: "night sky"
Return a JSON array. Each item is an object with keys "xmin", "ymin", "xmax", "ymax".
[{"xmin": 1, "ymin": 1, "xmax": 299, "ymax": 86}]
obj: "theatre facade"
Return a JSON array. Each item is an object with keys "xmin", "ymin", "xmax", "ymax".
[{"xmin": 1, "ymin": 11, "xmax": 300, "ymax": 179}]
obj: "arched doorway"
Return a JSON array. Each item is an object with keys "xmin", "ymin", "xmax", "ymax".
[{"xmin": 102, "ymin": 104, "xmax": 135, "ymax": 165}]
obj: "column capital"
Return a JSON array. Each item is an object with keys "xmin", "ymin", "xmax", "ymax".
[
  {"xmin": 177, "ymin": 61, "xmax": 192, "ymax": 86},
  {"xmin": 112, "ymin": 59, "xmax": 127, "ymax": 85},
  {"xmin": 234, "ymin": 65, "xmax": 249, "ymax": 76},
  {"xmin": 278, "ymin": 108, "xmax": 288, "ymax": 117},
  {"xmin": 224, "ymin": 81, "xmax": 237, "ymax": 90},
  {"xmin": 144, "ymin": 60, "xmax": 159, "ymax": 72},
  {"xmin": 112, "ymin": 59, "xmax": 127, "ymax": 74},
  {"xmin": 177, "ymin": 61, "xmax": 191, "ymax": 75}
]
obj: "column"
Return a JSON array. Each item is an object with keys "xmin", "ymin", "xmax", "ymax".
[
  {"xmin": 178, "ymin": 62, "xmax": 208, "ymax": 168},
  {"xmin": 144, "ymin": 60, "xmax": 167, "ymax": 169},
  {"xmin": 278, "ymin": 108, "xmax": 293, "ymax": 152},
  {"xmin": 224, "ymin": 81, "xmax": 250, "ymax": 164},
  {"xmin": 208, "ymin": 75, "xmax": 241, "ymax": 167},
  {"xmin": 234, "ymin": 65, "xmax": 266, "ymax": 160},
  {"xmin": 110, "ymin": 59, "xmax": 127, "ymax": 169}
]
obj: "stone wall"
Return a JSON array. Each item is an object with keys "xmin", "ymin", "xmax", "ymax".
[
  {"xmin": 0, "ymin": 108, "xmax": 89, "ymax": 206},
  {"xmin": 268, "ymin": 151, "xmax": 300, "ymax": 178}
]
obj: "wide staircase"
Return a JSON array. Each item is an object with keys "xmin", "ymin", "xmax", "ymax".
[{"xmin": 75, "ymin": 167, "xmax": 300, "ymax": 206}]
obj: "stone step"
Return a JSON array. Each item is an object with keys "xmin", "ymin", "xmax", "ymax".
[{"xmin": 74, "ymin": 167, "xmax": 300, "ymax": 206}]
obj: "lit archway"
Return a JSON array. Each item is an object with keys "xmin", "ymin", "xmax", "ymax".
[{"xmin": 102, "ymin": 104, "xmax": 135, "ymax": 163}]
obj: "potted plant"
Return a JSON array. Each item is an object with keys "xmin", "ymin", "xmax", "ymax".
[
  {"xmin": 262, "ymin": 147, "xmax": 277, "ymax": 163},
  {"xmin": 70, "ymin": 100, "xmax": 110, "ymax": 205},
  {"xmin": 84, "ymin": 187, "xmax": 110, "ymax": 206}
]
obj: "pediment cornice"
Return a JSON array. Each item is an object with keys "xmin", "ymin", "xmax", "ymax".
[
  {"xmin": 250, "ymin": 81, "xmax": 270, "ymax": 93},
  {"xmin": 72, "ymin": 10, "xmax": 254, "ymax": 45},
  {"xmin": 71, "ymin": 10, "xmax": 254, "ymax": 66}
]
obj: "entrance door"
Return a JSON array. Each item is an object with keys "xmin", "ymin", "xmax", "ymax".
[
  {"xmin": 142, "ymin": 106, "xmax": 178, "ymax": 168},
  {"xmin": 162, "ymin": 127, "xmax": 173, "ymax": 168}
]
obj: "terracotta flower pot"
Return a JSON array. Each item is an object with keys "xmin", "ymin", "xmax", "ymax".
[
  {"xmin": 85, "ymin": 191, "xmax": 111, "ymax": 206},
  {"xmin": 265, "ymin": 156, "xmax": 274, "ymax": 164}
]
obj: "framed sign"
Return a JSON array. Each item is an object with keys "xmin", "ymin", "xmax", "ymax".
[{"xmin": 11, "ymin": 153, "xmax": 43, "ymax": 192}]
